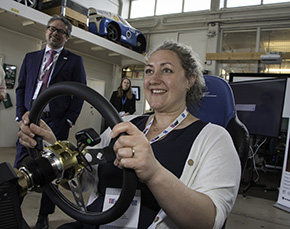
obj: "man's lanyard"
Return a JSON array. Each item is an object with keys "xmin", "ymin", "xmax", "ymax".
[
  {"xmin": 39, "ymin": 52, "xmax": 59, "ymax": 80},
  {"xmin": 32, "ymin": 52, "xmax": 59, "ymax": 101},
  {"xmin": 143, "ymin": 107, "xmax": 189, "ymax": 144}
]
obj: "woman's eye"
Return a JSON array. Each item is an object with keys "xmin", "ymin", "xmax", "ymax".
[
  {"xmin": 163, "ymin": 68, "xmax": 172, "ymax": 73},
  {"xmin": 145, "ymin": 69, "xmax": 153, "ymax": 74}
]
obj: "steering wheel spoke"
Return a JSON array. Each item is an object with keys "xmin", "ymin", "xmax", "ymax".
[{"xmin": 68, "ymin": 176, "xmax": 87, "ymax": 213}]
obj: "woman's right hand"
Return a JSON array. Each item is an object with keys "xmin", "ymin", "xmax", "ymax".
[{"xmin": 18, "ymin": 111, "xmax": 57, "ymax": 148}]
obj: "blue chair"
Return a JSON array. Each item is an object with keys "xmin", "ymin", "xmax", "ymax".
[
  {"xmin": 189, "ymin": 75, "xmax": 250, "ymax": 171},
  {"xmin": 189, "ymin": 75, "xmax": 250, "ymax": 228}
]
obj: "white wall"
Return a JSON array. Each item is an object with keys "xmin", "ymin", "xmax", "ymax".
[
  {"xmin": 0, "ymin": 27, "xmax": 40, "ymax": 147},
  {"xmin": 179, "ymin": 31, "xmax": 208, "ymax": 66},
  {"xmin": 147, "ymin": 33, "xmax": 179, "ymax": 51},
  {"xmin": 73, "ymin": 51, "xmax": 115, "ymax": 99}
]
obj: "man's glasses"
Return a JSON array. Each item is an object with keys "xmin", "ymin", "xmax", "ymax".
[{"xmin": 47, "ymin": 26, "xmax": 67, "ymax": 35}]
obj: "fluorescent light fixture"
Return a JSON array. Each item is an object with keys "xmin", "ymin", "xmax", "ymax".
[
  {"xmin": 108, "ymin": 52, "xmax": 120, "ymax": 57},
  {"xmin": 22, "ymin": 20, "xmax": 35, "ymax": 26},
  {"xmin": 74, "ymin": 40, "xmax": 85, "ymax": 44},
  {"xmin": 91, "ymin": 46, "xmax": 105, "ymax": 51}
]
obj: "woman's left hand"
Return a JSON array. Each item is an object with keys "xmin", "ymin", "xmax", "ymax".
[{"xmin": 110, "ymin": 121, "xmax": 161, "ymax": 183}]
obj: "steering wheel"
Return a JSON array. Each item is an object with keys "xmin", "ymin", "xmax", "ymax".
[{"xmin": 28, "ymin": 82, "xmax": 138, "ymax": 225}]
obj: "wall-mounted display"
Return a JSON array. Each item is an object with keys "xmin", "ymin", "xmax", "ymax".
[
  {"xmin": 3, "ymin": 64, "xmax": 16, "ymax": 89},
  {"xmin": 132, "ymin": 86, "xmax": 140, "ymax": 101}
]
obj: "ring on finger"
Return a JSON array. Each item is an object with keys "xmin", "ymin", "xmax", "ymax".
[{"xmin": 131, "ymin": 147, "xmax": 135, "ymax": 158}]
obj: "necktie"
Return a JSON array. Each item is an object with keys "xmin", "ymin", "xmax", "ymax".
[{"xmin": 40, "ymin": 50, "xmax": 56, "ymax": 92}]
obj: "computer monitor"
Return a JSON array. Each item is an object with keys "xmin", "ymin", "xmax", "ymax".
[
  {"xmin": 230, "ymin": 78, "xmax": 287, "ymax": 138},
  {"xmin": 229, "ymin": 73, "xmax": 290, "ymax": 83}
]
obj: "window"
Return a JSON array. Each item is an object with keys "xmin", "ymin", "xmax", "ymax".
[
  {"xmin": 130, "ymin": 0, "xmax": 290, "ymax": 18},
  {"xmin": 226, "ymin": 0, "xmax": 261, "ymax": 8},
  {"xmin": 226, "ymin": 0, "xmax": 290, "ymax": 7},
  {"xmin": 130, "ymin": 0, "xmax": 155, "ymax": 18},
  {"xmin": 220, "ymin": 28, "xmax": 290, "ymax": 77},
  {"xmin": 260, "ymin": 29, "xmax": 290, "ymax": 53},
  {"xmin": 222, "ymin": 31, "xmax": 257, "ymax": 53},
  {"xmin": 129, "ymin": 0, "xmax": 211, "ymax": 18},
  {"xmin": 184, "ymin": 0, "xmax": 211, "ymax": 12},
  {"xmin": 263, "ymin": 0, "xmax": 290, "ymax": 4},
  {"xmin": 260, "ymin": 29, "xmax": 290, "ymax": 74},
  {"xmin": 156, "ymin": 0, "xmax": 182, "ymax": 15}
]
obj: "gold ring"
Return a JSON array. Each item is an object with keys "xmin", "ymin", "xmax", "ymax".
[{"xmin": 131, "ymin": 147, "xmax": 135, "ymax": 158}]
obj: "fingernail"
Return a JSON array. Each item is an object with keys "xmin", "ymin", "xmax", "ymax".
[{"xmin": 31, "ymin": 141, "xmax": 36, "ymax": 147}]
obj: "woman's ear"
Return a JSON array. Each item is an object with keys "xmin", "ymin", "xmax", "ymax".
[{"xmin": 187, "ymin": 75, "xmax": 196, "ymax": 89}]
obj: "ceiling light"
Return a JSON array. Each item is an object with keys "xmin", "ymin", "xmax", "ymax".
[{"xmin": 22, "ymin": 20, "xmax": 35, "ymax": 26}]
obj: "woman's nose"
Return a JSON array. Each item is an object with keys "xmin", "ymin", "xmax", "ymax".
[{"xmin": 150, "ymin": 71, "xmax": 162, "ymax": 81}]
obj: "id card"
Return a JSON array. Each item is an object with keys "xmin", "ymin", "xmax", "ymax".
[
  {"xmin": 32, "ymin": 81, "xmax": 43, "ymax": 100},
  {"xmin": 100, "ymin": 188, "xmax": 141, "ymax": 229}
]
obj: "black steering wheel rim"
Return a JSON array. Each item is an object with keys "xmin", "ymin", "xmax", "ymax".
[{"xmin": 29, "ymin": 82, "xmax": 138, "ymax": 225}]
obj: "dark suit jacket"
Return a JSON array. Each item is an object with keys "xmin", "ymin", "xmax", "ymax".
[{"xmin": 16, "ymin": 48, "xmax": 87, "ymax": 139}]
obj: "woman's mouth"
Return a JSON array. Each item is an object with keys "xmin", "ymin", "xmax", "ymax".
[{"xmin": 151, "ymin": 89, "xmax": 166, "ymax": 94}]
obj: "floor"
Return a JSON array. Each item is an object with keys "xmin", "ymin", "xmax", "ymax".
[{"xmin": 1, "ymin": 147, "xmax": 290, "ymax": 229}]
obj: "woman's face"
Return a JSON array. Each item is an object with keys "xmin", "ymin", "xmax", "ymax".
[
  {"xmin": 122, "ymin": 79, "xmax": 130, "ymax": 90},
  {"xmin": 144, "ymin": 50, "xmax": 191, "ymax": 113}
]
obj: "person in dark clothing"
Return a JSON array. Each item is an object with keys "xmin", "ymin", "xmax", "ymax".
[{"xmin": 110, "ymin": 77, "xmax": 136, "ymax": 117}]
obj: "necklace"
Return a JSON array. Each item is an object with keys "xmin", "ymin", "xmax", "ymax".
[{"xmin": 143, "ymin": 107, "xmax": 189, "ymax": 144}]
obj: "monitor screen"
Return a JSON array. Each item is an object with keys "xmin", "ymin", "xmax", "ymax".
[
  {"xmin": 229, "ymin": 73, "xmax": 290, "ymax": 82},
  {"xmin": 230, "ymin": 78, "xmax": 287, "ymax": 138}
]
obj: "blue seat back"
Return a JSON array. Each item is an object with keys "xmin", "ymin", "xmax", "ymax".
[{"xmin": 189, "ymin": 75, "xmax": 236, "ymax": 128}]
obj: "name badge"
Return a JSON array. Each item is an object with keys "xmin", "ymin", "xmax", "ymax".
[
  {"xmin": 100, "ymin": 188, "xmax": 141, "ymax": 229},
  {"xmin": 32, "ymin": 81, "xmax": 43, "ymax": 100}
]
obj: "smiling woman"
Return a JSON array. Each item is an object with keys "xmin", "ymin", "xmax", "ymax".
[{"xmin": 18, "ymin": 41, "xmax": 241, "ymax": 229}]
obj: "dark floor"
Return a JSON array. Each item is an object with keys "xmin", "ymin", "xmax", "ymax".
[{"xmin": 239, "ymin": 163, "xmax": 282, "ymax": 201}]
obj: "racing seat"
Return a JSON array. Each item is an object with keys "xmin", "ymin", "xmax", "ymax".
[
  {"xmin": 189, "ymin": 75, "xmax": 249, "ymax": 172},
  {"xmin": 188, "ymin": 75, "xmax": 250, "ymax": 228}
]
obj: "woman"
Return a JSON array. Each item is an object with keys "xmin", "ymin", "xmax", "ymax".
[
  {"xmin": 110, "ymin": 77, "xmax": 136, "ymax": 117},
  {"xmin": 18, "ymin": 41, "xmax": 241, "ymax": 229}
]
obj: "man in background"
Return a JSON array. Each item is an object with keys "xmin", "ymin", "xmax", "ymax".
[{"xmin": 15, "ymin": 15, "xmax": 87, "ymax": 229}]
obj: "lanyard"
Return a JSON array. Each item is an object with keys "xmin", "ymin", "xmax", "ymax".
[
  {"xmin": 143, "ymin": 107, "xmax": 189, "ymax": 144},
  {"xmin": 39, "ymin": 52, "xmax": 59, "ymax": 80},
  {"xmin": 122, "ymin": 97, "xmax": 127, "ymax": 105}
]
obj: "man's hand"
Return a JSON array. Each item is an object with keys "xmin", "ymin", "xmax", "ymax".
[{"xmin": 18, "ymin": 112, "xmax": 57, "ymax": 148}]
